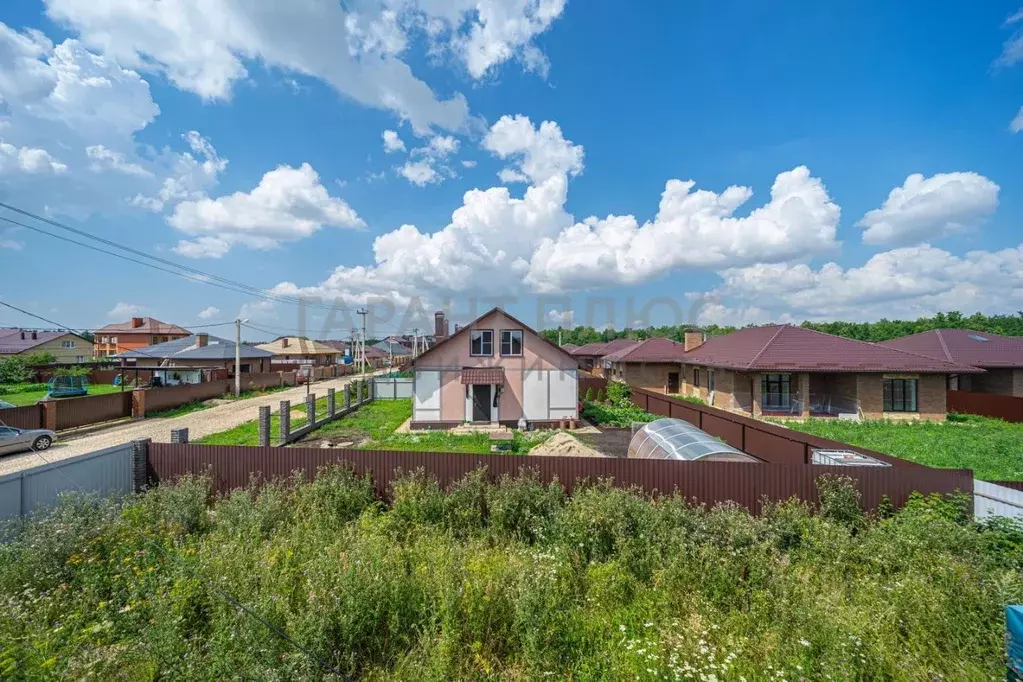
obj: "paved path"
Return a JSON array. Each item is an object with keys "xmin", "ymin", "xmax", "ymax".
[{"xmin": 0, "ymin": 373, "xmax": 378, "ymax": 476}]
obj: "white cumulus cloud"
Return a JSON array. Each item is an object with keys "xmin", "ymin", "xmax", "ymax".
[
  {"xmin": 396, "ymin": 134, "xmax": 462, "ymax": 186},
  {"xmin": 197, "ymin": 306, "xmax": 220, "ymax": 320},
  {"xmin": 107, "ymin": 302, "xmax": 144, "ymax": 319},
  {"xmin": 382, "ymin": 129, "xmax": 406, "ymax": 153},
  {"xmin": 169, "ymin": 162, "xmax": 365, "ymax": 258},
  {"xmin": 857, "ymin": 172, "xmax": 1000, "ymax": 246},
  {"xmin": 483, "ymin": 114, "xmax": 583, "ymax": 184},
  {"xmin": 0, "ymin": 141, "xmax": 66, "ymax": 173}
]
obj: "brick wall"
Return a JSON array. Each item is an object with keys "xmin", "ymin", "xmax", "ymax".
[
  {"xmin": 970, "ymin": 368, "xmax": 1016, "ymax": 396},
  {"xmin": 618, "ymin": 363, "xmax": 682, "ymax": 394},
  {"xmin": 915, "ymin": 374, "xmax": 947, "ymax": 421},
  {"xmin": 860, "ymin": 373, "xmax": 947, "ymax": 422},
  {"xmin": 710, "ymin": 368, "xmax": 735, "ymax": 409},
  {"xmin": 857, "ymin": 374, "xmax": 883, "ymax": 419}
]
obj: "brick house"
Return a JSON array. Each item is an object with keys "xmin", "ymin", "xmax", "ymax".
[
  {"xmin": 94, "ymin": 317, "xmax": 191, "ymax": 357},
  {"xmin": 410, "ymin": 307, "xmax": 579, "ymax": 428},
  {"xmin": 570, "ymin": 338, "xmax": 638, "ymax": 374},
  {"xmin": 677, "ymin": 325, "xmax": 980, "ymax": 421},
  {"xmin": 0, "ymin": 329, "xmax": 93, "ymax": 363},
  {"xmin": 603, "ymin": 337, "xmax": 689, "ymax": 393},
  {"xmin": 880, "ymin": 329, "xmax": 1023, "ymax": 397}
]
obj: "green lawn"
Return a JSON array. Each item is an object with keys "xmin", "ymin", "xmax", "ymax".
[
  {"xmin": 0, "ymin": 383, "xmax": 127, "ymax": 406},
  {"xmin": 200, "ymin": 398, "xmax": 551, "ymax": 454},
  {"xmin": 785, "ymin": 414, "xmax": 1023, "ymax": 481}
]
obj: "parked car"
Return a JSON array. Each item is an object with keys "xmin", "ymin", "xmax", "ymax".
[
  {"xmin": 0, "ymin": 425, "xmax": 56, "ymax": 456},
  {"xmin": 0, "ymin": 400, "xmax": 16, "ymax": 410}
]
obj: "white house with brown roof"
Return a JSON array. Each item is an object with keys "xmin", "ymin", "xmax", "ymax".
[
  {"xmin": 256, "ymin": 337, "xmax": 340, "ymax": 365},
  {"xmin": 410, "ymin": 308, "xmax": 579, "ymax": 428}
]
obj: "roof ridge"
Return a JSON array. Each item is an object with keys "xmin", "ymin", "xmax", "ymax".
[
  {"xmin": 745, "ymin": 324, "xmax": 786, "ymax": 370},
  {"xmin": 934, "ymin": 329, "xmax": 954, "ymax": 363}
]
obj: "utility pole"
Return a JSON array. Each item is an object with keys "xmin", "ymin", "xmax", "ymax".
[
  {"xmin": 411, "ymin": 327, "xmax": 419, "ymax": 358},
  {"xmin": 234, "ymin": 318, "xmax": 242, "ymax": 397},
  {"xmin": 357, "ymin": 308, "xmax": 368, "ymax": 382},
  {"xmin": 558, "ymin": 329, "xmax": 562, "ymax": 347}
]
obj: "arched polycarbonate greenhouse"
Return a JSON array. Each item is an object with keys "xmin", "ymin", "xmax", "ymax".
[{"xmin": 627, "ymin": 418, "xmax": 760, "ymax": 462}]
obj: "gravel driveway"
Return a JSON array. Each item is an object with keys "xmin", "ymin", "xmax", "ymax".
[{"xmin": 0, "ymin": 373, "xmax": 378, "ymax": 476}]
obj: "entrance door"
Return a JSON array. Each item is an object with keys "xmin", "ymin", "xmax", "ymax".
[
  {"xmin": 471, "ymin": 384, "xmax": 491, "ymax": 422},
  {"xmin": 667, "ymin": 372, "xmax": 680, "ymax": 394}
]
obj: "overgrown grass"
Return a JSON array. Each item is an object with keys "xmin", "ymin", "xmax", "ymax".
[
  {"xmin": 669, "ymin": 393, "xmax": 707, "ymax": 406},
  {"xmin": 581, "ymin": 399, "xmax": 656, "ymax": 427},
  {"xmin": 786, "ymin": 413, "xmax": 1023, "ymax": 481},
  {"xmin": 1, "ymin": 471, "xmax": 1020, "ymax": 679},
  {"xmin": 0, "ymin": 383, "xmax": 127, "ymax": 406}
]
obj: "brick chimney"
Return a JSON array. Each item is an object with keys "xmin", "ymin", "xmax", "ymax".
[
  {"xmin": 131, "ymin": 317, "xmax": 144, "ymax": 328},
  {"xmin": 31, "ymin": 331, "xmax": 37, "ymax": 340},
  {"xmin": 683, "ymin": 329, "xmax": 705, "ymax": 352},
  {"xmin": 20, "ymin": 330, "xmax": 25, "ymax": 340},
  {"xmin": 196, "ymin": 333, "xmax": 209, "ymax": 348},
  {"xmin": 434, "ymin": 310, "xmax": 446, "ymax": 339},
  {"xmin": 282, "ymin": 337, "xmax": 290, "ymax": 348}
]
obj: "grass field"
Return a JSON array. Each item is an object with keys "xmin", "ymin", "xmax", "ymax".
[
  {"xmin": 785, "ymin": 414, "xmax": 1023, "ymax": 481},
  {"xmin": 2, "ymin": 472, "xmax": 1019, "ymax": 679},
  {"xmin": 0, "ymin": 382, "xmax": 127, "ymax": 407}
]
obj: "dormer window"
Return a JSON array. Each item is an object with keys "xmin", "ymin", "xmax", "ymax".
[{"xmin": 470, "ymin": 329, "xmax": 493, "ymax": 356}]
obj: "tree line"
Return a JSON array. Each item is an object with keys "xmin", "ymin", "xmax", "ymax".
[{"xmin": 541, "ymin": 311, "xmax": 1023, "ymax": 346}]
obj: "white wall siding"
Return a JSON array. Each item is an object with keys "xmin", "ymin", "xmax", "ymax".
[
  {"xmin": 523, "ymin": 369, "xmax": 578, "ymax": 421},
  {"xmin": 523, "ymin": 369, "xmax": 548, "ymax": 420},
  {"xmin": 974, "ymin": 480, "xmax": 1023, "ymax": 521},
  {"xmin": 549, "ymin": 369, "xmax": 578, "ymax": 419},
  {"xmin": 413, "ymin": 371, "xmax": 441, "ymax": 422}
]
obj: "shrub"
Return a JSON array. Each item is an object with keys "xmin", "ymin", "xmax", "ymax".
[
  {"xmin": 487, "ymin": 468, "xmax": 565, "ymax": 543},
  {"xmin": 581, "ymin": 400, "xmax": 656, "ymax": 428},
  {"xmin": 584, "ymin": 387, "xmax": 594, "ymax": 401},
  {"xmin": 390, "ymin": 468, "xmax": 445, "ymax": 528},
  {"xmin": 595, "ymin": 388, "xmax": 604, "ymax": 402},
  {"xmin": 604, "ymin": 380, "xmax": 632, "ymax": 408},
  {"xmin": 816, "ymin": 474, "xmax": 863, "ymax": 529}
]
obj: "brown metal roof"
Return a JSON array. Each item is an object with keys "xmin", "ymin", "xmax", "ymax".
[
  {"xmin": 570, "ymin": 338, "xmax": 638, "ymax": 357},
  {"xmin": 461, "ymin": 367, "xmax": 505, "ymax": 384},
  {"xmin": 605, "ymin": 337, "xmax": 687, "ymax": 363},
  {"xmin": 0, "ymin": 329, "xmax": 89, "ymax": 354},
  {"xmin": 879, "ymin": 329, "xmax": 1023, "ymax": 369},
  {"xmin": 682, "ymin": 324, "xmax": 983, "ymax": 373},
  {"xmin": 94, "ymin": 317, "xmax": 191, "ymax": 335}
]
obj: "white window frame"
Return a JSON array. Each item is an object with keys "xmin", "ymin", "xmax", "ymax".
[
  {"xmin": 61, "ymin": 340, "xmax": 76, "ymax": 349},
  {"xmin": 499, "ymin": 329, "xmax": 523, "ymax": 356},
  {"xmin": 469, "ymin": 329, "xmax": 493, "ymax": 357}
]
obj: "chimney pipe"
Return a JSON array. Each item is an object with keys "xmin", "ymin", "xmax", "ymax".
[
  {"xmin": 683, "ymin": 329, "xmax": 706, "ymax": 353},
  {"xmin": 131, "ymin": 317, "xmax": 144, "ymax": 328},
  {"xmin": 31, "ymin": 331, "xmax": 37, "ymax": 340},
  {"xmin": 434, "ymin": 310, "xmax": 445, "ymax": 339},
  {"xmin": 282, "ymin": 338, "xmax": 290, "ymax": 349},
  {"xmin": 20, "ymin": 330, "xmax": 25, "ymax": 340},
  {"xmin": 196, "ymin": 333, "xmax": 209, "ymax": 348}
]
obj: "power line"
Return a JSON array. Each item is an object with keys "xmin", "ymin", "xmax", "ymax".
[{"xmin": 0, "ymin": 202, "xmax": 351, "ymax": 313}]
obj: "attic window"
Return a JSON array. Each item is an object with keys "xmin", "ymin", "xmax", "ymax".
[{"xmin": 968, "ymin": 334, "xmax": 989, "ymax": 342}]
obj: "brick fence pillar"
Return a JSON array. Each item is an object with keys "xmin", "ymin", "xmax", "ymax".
[
  {"xmin": 305, "ymin": 393, "xmax": 316, "ymax": 427},
  {"xmin": 170, "ymin": 427, "xmax": 189, "ymax": 444},
  {"xmin": 279, "ymin": 400, "xmax": 291, "ymax": 445},
  {"xmin": 327, "ymin": 388, "xmax": 336, "ymax": 417},
  {"xmin": 258, "ymin": 405, "xmax": 271, "ymax": 447},
  {"xmin": 132, "ymin": 388, "xmax": 147, "ymax": 419},
  {"xmin": 131, "ymin": 438, "xmax": 150, "ymax": 492},
  {"xmin": 41, "ymin": 400, "xmax": 57, "ymax": 431},
  {"xmin": 344, "ymin": 384, "xmax": 352, "ymax": 409}
]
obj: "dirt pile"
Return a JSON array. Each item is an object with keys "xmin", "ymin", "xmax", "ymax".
[{"xmin": 529, "ymin": 432, "xmax": 603, "ymax": 458}]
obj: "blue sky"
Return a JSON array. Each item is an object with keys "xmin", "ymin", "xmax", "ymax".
[{"xmin": 0, "ymin": 0, "xmax": 1021, "ymax": 340}]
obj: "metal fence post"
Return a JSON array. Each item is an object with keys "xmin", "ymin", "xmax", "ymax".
[
  {"xmin": 131, "ymin": 438, "xmax": 151, "ymax": 492},
  {"xmin": 344, "ymin": 384, "xmax": 351, "ymax": 410},
  {"xmin": 170, "ymin": 427, "xmax": 189, "ymax": 444},
  {"xmin": 258, "ymin": 405, "xmax": 271, "ymax": 447},
  {"xmin": 305, "ymin": 393, "xmax": 316, "ymax": 427},
  {"xmin": 327, "ymin": 388, "xmax": 336, "ymax": 417},
  {"xmin": 279, "ymin": 400, "xmax": 290, "ymax": 445}
]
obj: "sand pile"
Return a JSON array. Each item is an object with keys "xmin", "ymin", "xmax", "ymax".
[{"xmin": 529, "ymin": 432, "xmax": 603, "ymax": 458}]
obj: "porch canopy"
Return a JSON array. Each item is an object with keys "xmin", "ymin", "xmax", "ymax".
[{"xmin": 461, "ymin": 367, "xmax": 505, "ymax": 385}]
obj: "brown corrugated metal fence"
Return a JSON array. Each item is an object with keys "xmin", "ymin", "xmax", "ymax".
[
  {"xmin": 53, "ymin": 392, "xmax": 132, "ymax": 430},
  {"xmin": 142, "ymin": 381, "xmax": 232, "ymax": 413},
  {"xmin": 947, "ymin": 390, "xmax": 1023, "ymax": 423},
  {"xmin": 147, "ymin": 443, "xmax": 972, "ymax": 513},
  {"xmin": 0, "ymin": 404, "xmax": 43, "ymax": 429},
  {"xmin": 579, "ymin": 376, "xmax": 608, "ymax": 398},
  {"xmin": 629, "ymin": 387, "xmax": 921, "ymax": 467}
]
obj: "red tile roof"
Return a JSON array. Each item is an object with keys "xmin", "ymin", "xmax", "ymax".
[
  {"xmin": 605, "ymin": 337, "xmax": 687, "ymax": 363},
  {"xmin": 461, "ymin": 367, "xmax": 505, "ymax": 384},
  {"xmin": 95, "ymin": 317, "xmax": 190, "ymax": 335},
  {"xmin": 683, "ymin": 324, "xmax": 982, "ymax": 373},
  {"xmin": 570, "ymin": 338, "xmax": 638, "ymax": 357},
  {"xmin": 879, "ymin": 329, "xmax": 1023, "ymax": 369}
]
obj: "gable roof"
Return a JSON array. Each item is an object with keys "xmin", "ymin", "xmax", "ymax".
[
  {"xmin": 115, "ymin": 334, "xmax": 273, "ymax": 361},
  {"xmin": 0, "ymin": 329, "xmax": 90, "ymax": 355},
  {"xmin": 373, "ymin": 339, "xmax": 413, "ymax": 356},
  {"xmin": 570, "ymin": 338, "xmax": 638, "ymax": 357},
  {"xmin": 682, "ymin": 324, "xmax": 982, "ymax": 374},
  {"xmin": 879, "ymin": 329, "xmax": 1023, "ymax": 369},
  {"xmin": 605, "ymin": 337, "xmax": 687, "ymax": 363},
  {"xmin": 256, "ymin": 337, "xmax": 339, "ymax": 356},
  {"xmin": 559, "ymin": 343, "xmax": 580, "ymax": 352},
  {"xmin": 95, "ymin": 317, "xmax": 190, "ymax": 335},
  {"xmin": 412, "ymin": 307, "xmax": 578, "ymax": 367}
]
